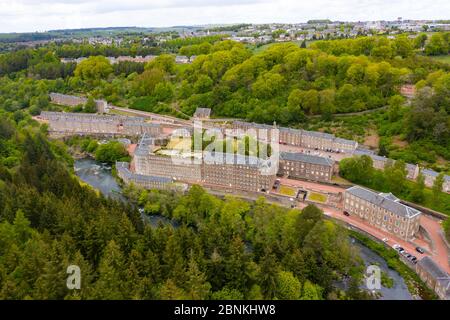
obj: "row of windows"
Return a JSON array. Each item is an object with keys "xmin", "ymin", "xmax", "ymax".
[{"xmin": 345, "ymin": 196, "xmax": 409, "ymax": 222}]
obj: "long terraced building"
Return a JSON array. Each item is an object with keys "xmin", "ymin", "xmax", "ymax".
[{"xmin": 39, "ymin": 111, "xmax": 162, "ymax": 137}]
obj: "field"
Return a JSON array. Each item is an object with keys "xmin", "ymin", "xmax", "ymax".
[
  {"xmin": 331, "ymin": 176, "xmax": 353, "ymax": 185},
  {"xmin": 166, "ymin": 137, "xmax": 192, "ymax": 151},
  {"xmin": 307, "ymin": 192, "xmax": 328, "ymax": 203},
  {"xmin": 278, "ymin": 185, "xmax": 297, "ymax": 197}
]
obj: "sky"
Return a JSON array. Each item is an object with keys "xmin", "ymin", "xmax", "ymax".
[{"xmin": 0, "ymin": 0, "xmax": 449, "ymax": 33}]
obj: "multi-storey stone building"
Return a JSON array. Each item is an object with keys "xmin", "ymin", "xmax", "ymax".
[
  {"xmin": 353, "ymin": 149, "xmax": 420, "ymax": 180},
  {"xmin": 116, "ymin": 161, "xmax": 176, "ymax": 190},
  {"xmin": 193, "ymin": 107, "xmax": 212, "ymax": 119},
  {"xmin": 300, "ymin": 130, "xmax": 357, "ymax": 153},
  {"xmin": 39, "ymin": 111, "xmax": 162, "ymax": 137},
  {"xmin": 230, "ymin": 121, "xmax": 278, "ymax": 143},
  {"xmin": 50, "ymin": 93, "xmax": 108, "ymax": 113},
  {"xmin": 343, "ymin": 186, "xmax": 421, "ymax": 241},
  {"xmin": 231, "ymin": 121, "xmax": 358, "ymax": 153},
  {"xmin": 416, "ymin": 256, "xmax": 450, "ymax": 300},
  {"xmin": 132, "ymin": 134, "xmax": 276, "ymax": 192},
  {"xmin": 202, "ymin": 152, "xmax": 276, "ymax": 192},
  {"xmin": 279, "ymin": 152, "xmax": 335, "ymax": 182},
  {"xmin": 133, "ymin": 134, "xmax": 203, "ymax": 183},
  {"xmin": 421, "ymin": 169, "xmax": 450, "ymax": 193}
]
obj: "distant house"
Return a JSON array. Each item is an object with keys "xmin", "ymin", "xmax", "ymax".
[
  {"xmin": 400, "ymin": 85, "xmax": 416, "ymax": 99},
  {"xmin": 416, "ymin": 256, "xmax": 450, "ymax": 300},
  {"xmin": 421, "ymin": 169, "xmax": 450, "ymax": 193},
  {"xmin": 175, "ymin": 55, "xmax": 190, "ymax": 64},
  {"xmin": 193, "ymin": 107, "xmax": 212, "ymax": 119}
]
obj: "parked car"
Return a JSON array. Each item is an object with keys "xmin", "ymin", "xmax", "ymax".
[
  {"xmin": 382, "ymin": 238, "xmax": 389, "ymax": 243},
  {"xmin": 343, "ymin": 211, "xmax": 350, "ymax": 216},
  {"xmin": 415, "ymin": 247, "xmax": 425, "ymax": 254},
  {"xmin": 273, "ymin": 180, "xmax": 280, "ymax": 189}
]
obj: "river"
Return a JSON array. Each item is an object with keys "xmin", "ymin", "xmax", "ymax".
[
  {"xmin": 350, "ymin": 237, "xmax": 414, "ymax": 300},
  {"xmin": 74, "ymin": 158, "xmax": 414, "ymax": 300}
]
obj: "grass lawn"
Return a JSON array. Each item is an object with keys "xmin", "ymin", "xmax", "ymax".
[
  {"xmin": 109, "ymin": 108, "xmax": 138, "ymax": 117},
  {"xmin": 278, "ymin": 185, "xmax": 297, "ymax": 197},
  {"xmin": 166, "ymin": 137, "xmax": 191, "ymax": 151},
  {"xmin": 332, "ymin": 175, "xmax": 353, "ymax": 185},
  {"xmin": 307, "ymin": 192, "xmax": 328, "ymax": 203},
  {"xmin": 430, "ymin": 55, "xmax": 450, "ymax": 64}
]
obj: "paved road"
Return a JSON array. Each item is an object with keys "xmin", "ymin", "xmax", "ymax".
[
  {"xmin": 320, "ymin": 206, "xmax": 429, "ymax": 259},
  {"xmin": 420, "ymin": 215, "xmax": 450, "ymax": 274},
  {"xmin": 278, "ymin": 177, "xmax": 345, "ymax": 194}
]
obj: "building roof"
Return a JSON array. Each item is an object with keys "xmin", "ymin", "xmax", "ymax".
[
  {"xmin": 202, "ymin": 151, "xmax": 274, "ymax": 169},
  {"xmin": 353, "ymin": 149, "xmax": 391, "ymax": 163},
  {"xmin": 280, "ymin": 151, "xmax": 334, "ymax": 167},
  {"xmin": 233, "ymin": 121, "xmax": 357, "ymax": 147},
  {"xmin": 40, "ymin": 111, "xmax": 144, "ymax": 122},
  {"xmin": 417, "ymin": 256, "xmax": 450, "ymax": 280},
  {"xmin": 116, "ymin": 162, "xmax": 172, "ymax": 183},
  {"xmin": 134, "ymin": 133, "xmax": 156, "ymax": 156},
  {"xmin": 421, "ymin": 169, "xmax": 450, "ymax": 182},
  {"xmin": 193, "ymin": 107, "xmax": 212, "ymax": 118},
  {"xmin": 345, "ymin": 186, "xmax": 421, "ymax": 218}
]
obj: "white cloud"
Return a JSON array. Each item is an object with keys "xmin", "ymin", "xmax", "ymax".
[{"xmin": 0, "ymin": 0, "xmax": 449, "ymax": 33}]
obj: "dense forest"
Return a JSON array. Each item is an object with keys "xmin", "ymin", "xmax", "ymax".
[{"xmin": 0, "ymin": 113, "xmax": 374, "ymax": 299}]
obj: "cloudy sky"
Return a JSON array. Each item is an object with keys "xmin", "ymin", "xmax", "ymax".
[{"xmin": 1, "ymin": 0, "xmax": 449, "ymax": 33}]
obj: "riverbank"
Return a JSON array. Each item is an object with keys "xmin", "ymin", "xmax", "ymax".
[{"xmin": 350, "ymin": 231, "xmax": 437, "ymax": 300}]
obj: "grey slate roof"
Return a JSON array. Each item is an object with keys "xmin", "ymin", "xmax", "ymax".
[
  {"xmin": 193, "ymin": 107, "xmax": 211, "ymax": 118},
  {"xmin": 203, "ymin": 151, "xmax": 270, "ymax": 168},
  {"xmin": 233, "ymin": 121, "xmax": 357, "ymax": 147},
  {"xmin": 422, "ymin": 169, "xmax": 450, "ymax": 182},
  {"xmin": 280, "ymin": 151, "xmax": 334, "ymax": 167},
  {"xmin": 417, "ymin": 256, "xmax": 450, "ymax": 280},
  {"xmin": 353, "ymin": 149, "xmax": 391, "ymax": 162},
  {"xmin": 345, "ymin": 186, "xmax": 421, "ymax": 218},
  {"xmin": 40, "ymin": 111, "xmax": 144, "ymax": 122},
  {"xmin": 116, "ymin": 162, "xmax": 172, "ymax": 183},
  {"xmin": 134, "ymin": 133, "xmax": 155, "ymax": 156}
]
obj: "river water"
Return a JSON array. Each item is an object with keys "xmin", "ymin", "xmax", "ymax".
[
  {"xmin": 74, "ymin": 158, "xmax": 176, "ymax": 228},
  {"xmin": 74, "ymin": 158, "xmax": 414, "ymax": 300},
  {"xmin": 350, "ymin": 238, "xmax": 414, "ymax": 300}
]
